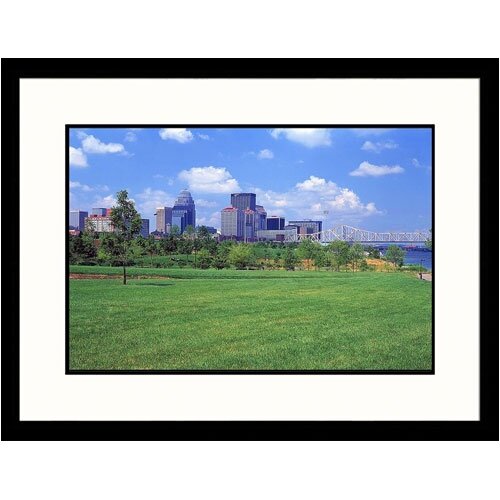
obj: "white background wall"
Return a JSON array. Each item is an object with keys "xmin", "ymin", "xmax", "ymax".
[{"xmin": 1, "ymin": 1, "xmax": 498, "ymax": 499}]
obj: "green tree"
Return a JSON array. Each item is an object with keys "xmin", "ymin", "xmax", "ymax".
[
  {"xmin": 326, "ymin": 240, "xmax": 350, "ymax": 271},
  {"xmin": 228, "ymin": 244, "xmax": 256, "ymax": 270},
  {"xmin": 99, "ymin": 232, "xmax": 123, "ymax": 266},
  {"xmin": 313, "ymin": 247, "xmax": 329, "ymax": 270},
  {"xmin": 296, "ymin": 238, "xmax": 320, "ymax": 270},
  {"xmin": 384, "ymin": 245, "xmax": 406, "ymax": 269},
  {"xmin": 170, "ymin": 225, "xmax": 181, "ymax": 238},
  {"xmin": 144, "ymin": 235, "xmax": 159, "ymax": 267},
  {"xmin": 109, "ymin": 190, "xmax": 142, "ymax": 284},
  {"xmin": 364, "ymin": 245, "xmax": 381, "ymax": 259},
  {"xmin": 69, "ymin": 233, "xmax": 97, "ymax": 264},
  {"xmin": 425, "ymin": 228, "xmax": 432, "ymax": 251},
  {"xmin": 348, "ymin": 243, "xmax": 365, "ymax": 272},
  {"xmin": 197, "ymin": 248, "xmax": 212, "ymax": 269},
  {"xmin": 283, "ymin": 247, "xmax": 298, "ymax": 270}
]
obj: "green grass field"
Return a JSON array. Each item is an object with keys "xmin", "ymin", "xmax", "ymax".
[{"xmin": 69, "ymin": 266, "xmax": 432, "ymax": 371}]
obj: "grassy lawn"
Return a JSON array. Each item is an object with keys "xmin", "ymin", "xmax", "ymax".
[{"xmin": 69, "ymin": 266, "xmax": 432, "ymax": 371}]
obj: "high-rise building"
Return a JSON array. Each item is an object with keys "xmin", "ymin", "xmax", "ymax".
[
  {"xmin": 69, "ymin": 210, "xmax": 88, "ymax": 231},
  {"xmin": 255, "ymin": 205, "xmax": 267, "ymax": 231},
  {"xmin": 140, "ymin": 219, "xmax": 150, "ymax": 238},
  {"xmin": 221, "ymin": 206, "xmax": 243, "ymax": 239},
  {"xmin": 266, "ymin": 216, "xmax": 285, "ymax": 230},
  {"xmin": 243, "ymin": 209, "xmax": 255, "ymax": 242},
  {"xmin": 288, "ymin": 220, "xmax": 322, "ymax": 234},
  {"xmin": 172, "ymin": 189, "xmax": 196, "ymax": 234},
  {"xmin": 154, "ymin": 206, "xmax": 172, "ymax": 234},
  {"xmin": 91, "ymin": 208, "xmax": 107, "ymax": 216},
  {"xmin": 85, "ymin": 215, "xmax": 114, "ymax": 233},
  {"xmin": 231, "ymin": 193, "xmax": 256, "ymax": 212}
]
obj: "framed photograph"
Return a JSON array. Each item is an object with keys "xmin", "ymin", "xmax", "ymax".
[{"xmin": 2, "ymin": 58, "xmax": 498, "ymax": 440}]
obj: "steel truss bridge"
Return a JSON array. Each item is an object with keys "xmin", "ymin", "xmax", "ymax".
[{"xmin": 284, "ymin": 225, "xmax": 431, "ymax": 244}]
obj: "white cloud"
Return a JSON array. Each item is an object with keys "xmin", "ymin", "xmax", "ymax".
[
  {"xmin": 69, "ymin": 147, "xmax": 88, "ymax": 167},
  {"xmin": 197, "ymin": 211, "xmax": 221, "ymax": 228},
  {"xmin": 135, "ymin": 188, "xmax": 174, "ymax": 217},
  {"xmin": 350, "ymin": 161, "xmax": 404, "ymax": 177},
  {"xmin": 159, "ymin": 128, "xmax": 193, "ymax": 143},
  {"xmin": 124, "ymin": 131, "xmax": 137, "ymax": 142},
  {"xmin": 257, "ymin": 149, "xmax": 274, "ymax": 159},
  {"xmin": 251, "ymin": 175, "xmax": 380, "ymax": 221},
  {"xmin": 70, "ymin": 181, "xmax": 109, "ymax": 192},
  {"xmin": 351, "ymin": 128, "xmax": 393, "ymax": 136},
  {"xmin": 412, "ymin": 158, "xmax": 421, "ymax": 167},
  {"xmin": 195, "ymin": 199, "xmax": 217, "ymax": 208},
  {"xmin": 178, "ymin": 166, "xmax": 240, "ymax": 193},
  {"xmin": 296, "ymin": 176, "xmax": 339, "ymax": 195},
  {"xmin": 361, "ymin": 140, "xmax": 398, "ymax": 153},
  {"xmin": 79, "ymin": 133, "xmax": 125, "ymax": 154},
  {"xmin": 197, "ymin": 133, "xmax": 210, "ymax": 140},
  {"xmin": 270, "ymin": 128, "xmax": 331, "ymax": 148},
  {"xmin": 93, "ymin": 194, "xmax": 117, "ymax": 208}
]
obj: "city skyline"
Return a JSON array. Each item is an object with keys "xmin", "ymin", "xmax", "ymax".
[{"xmin": 69, "ymin": 127, "xmax": 432, "ymax": 232}]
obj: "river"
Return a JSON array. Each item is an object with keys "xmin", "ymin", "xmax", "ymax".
[{"xmin": 377, "ymin": 246, "xmax": 432, "ymax": 271}]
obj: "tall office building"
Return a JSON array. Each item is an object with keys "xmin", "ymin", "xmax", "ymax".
[
  {"xmin": 69, "ymin": 210, "xmax": 88, "ymax": 231},
  {"xmin": 266, "ymin": 216, "xmax": 285, "ymax": 230},
  {"xmin": 140, "ymin": 219, "xmax": 150, "ymax": 238},
  {"xmin": 288, "ymin": 220, "xmax": 322, "ymax": 234},
  {"xmin": 154, "ymin": 206, "xmax": 172, "ymax": 234},
  {"xmin": 221, "ymin": 206, "xmax": 243, "ymax": 238},
  {"xmin": 231, "ymin": 193, "xmax": 256, "ymax": 212},
  {"xmin": 172, "ymin": 189, "xmax": 196, "ymax": 234},
  {"xmin": 91, "ymin": 208, "xmax": 107, "ymax": 216},
  {"xmin": 243, "ymin": 209, "xmax": 255, "ymax": 242},
  {"xmin": 254, "ymin": 205, "xmax": 267, "ymax": 231},
  {"xmin": 85, "ymin": 215, "xmax": 114, "ymax": 233}
]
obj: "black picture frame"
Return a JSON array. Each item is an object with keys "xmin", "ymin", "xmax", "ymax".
[{"xmin": 2, "ymin": 58, "xmax": 498, "ymax": 441}]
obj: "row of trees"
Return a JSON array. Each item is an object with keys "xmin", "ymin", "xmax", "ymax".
[{"xmin": 69, "ymin": 190, "xmax": 408, "ymax": 282}]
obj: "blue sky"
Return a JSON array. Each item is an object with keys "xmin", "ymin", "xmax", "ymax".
[{"xmin": 69, "ymin": 127, "xmax": 432, "ymax": 232}]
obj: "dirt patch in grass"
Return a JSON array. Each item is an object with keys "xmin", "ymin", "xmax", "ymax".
[{"xmin": 69, "ymin": 273, "xmax": 172, "ymax": 280}]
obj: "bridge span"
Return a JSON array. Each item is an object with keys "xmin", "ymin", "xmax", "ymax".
[{"xmin": 284, "ymin": 225, "xmax": 431, "ymax": 244}]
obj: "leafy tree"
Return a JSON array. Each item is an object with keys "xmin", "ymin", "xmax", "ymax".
[
  {"xmin": 170, "ymin": 225, "xmax": 181, "ymax": 238},
  {"xmin": 184, "ymin": 225, "xmax": 195, "ymax": 239},
  {"xmin": 384, "ymin": 245, "xmax": 406, "ymax": 269},
  {"xmin": 348, "ymin": 243, "xmax": 365, "ymax": 272},
  {"xmin": 160, "ymin": 235, "xmax": 177, "ymax": 256},
  {"xmin": 313, "ymin": 247, "xmax": 329, "ymax": 270},
  {"xmin": 69, "ymin": 233, "xmax": 97, "ymax": 264},
  {"xmin": 283, "ymin": 247, "xmax": 298, "ymax": 270},
  {"xmin": 109, "ymin": 190, "xmax": 142, "ymax": 284},
  {"xmin": 326, "ymin": 240, "xmax": 350, "ymax": 271},
  {"xmin": 425, "ymin": 228, "xmax": 432, "ymax": 251},
  {"xmin": 143, "ymin": 235, "xmax": 159, "ymax": 267},
  {"xmin": 99, "ymin": 233, "xmax": 124, "ymax": 266},
  {"xmin": 364, "ymin": 245, "xmax": 381, "ymax": 259},
  {"xmin": 197, "ymin": 248, "xmax": 212, "ymax": 269},
  {"xmin": 296, "ymin": 238, "xmax": 320, "ymax": 270},
  {"xmin": 228, "ymin": 244, "xmax": 256, "ymax": 270}
]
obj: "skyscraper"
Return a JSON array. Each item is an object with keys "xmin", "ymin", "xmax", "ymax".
[
  {"xmin": 140, "ymin": 219, "xmax": 150, "ymax": 238},
  {"xmin": 243, "ymin": 208, "xmax": 255, "ymax": 242},
  {"xmin": 221, "ymin": 206, "xmax": 243, "ymax": 238},
  {"xmin": 231, "ymin": 193, "xmax": 256, "ymax": 211},
  {"xmin": 154, "ymin": 206, "xmax": 172, "ymax": 234},
  {"xmin": 255, "ymin": 205, "xmax": 267, "ymax": 231},
  {"xmin": 69, "ymin": 210, "xmax": 88, "ymax": 231},
  {"xmin": 91, "ymin": 208, "xmax": 107, "ymax": 216},
  {"xmin": 266, "ymin": 216, "xmax": 285, "ymax": 230},
  {"xmin": 172, "ymin": 189, "xmax": 196, "ymax": 234}
]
